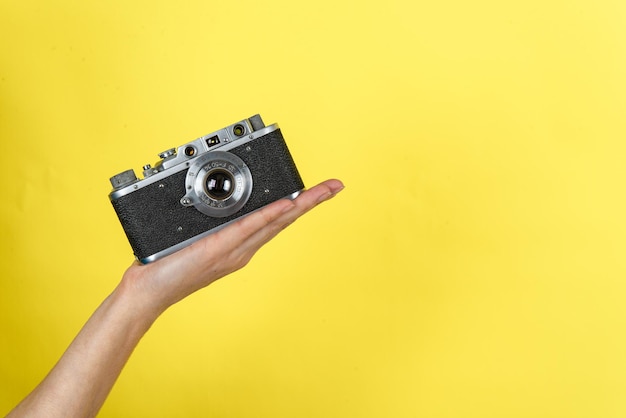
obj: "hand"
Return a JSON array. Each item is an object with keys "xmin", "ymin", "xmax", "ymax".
[
  {"xmin": 6, "ymin": 178, "xmax": 343, "ymax": 418},
  {"xmin": 120, "ymin": 178, "xmax": 344, "ymax": 316}
]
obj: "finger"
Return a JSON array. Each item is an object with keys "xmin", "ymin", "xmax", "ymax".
[
  {"xmin": 229, "ymin": 179, "xmax": 344, "ymax": 258},
  {"xmin": 215, "ymin": 179, "xmax": 343, "ymax": 252},
  {"xmin": 208, "ymin": 196, "xmax": 296, "ymax": 253}
]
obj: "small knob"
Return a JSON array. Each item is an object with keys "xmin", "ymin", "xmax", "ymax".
[
  {"xmin": 143, "ymin": 164, "xmax": 158, "ymax": 178},
  {"xmin": 158, "ymin": 148, "xmax": 176, "ymax": 159}
]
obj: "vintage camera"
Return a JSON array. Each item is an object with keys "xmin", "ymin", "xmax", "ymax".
[{"xmin": 109, "ymin": 114, "xmax": 304, "ymax": 263}]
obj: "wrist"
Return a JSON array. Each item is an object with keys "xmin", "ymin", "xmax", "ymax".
[{"xmin": 114, "ymin": 269, "xmax": 166, "ymax": 331}]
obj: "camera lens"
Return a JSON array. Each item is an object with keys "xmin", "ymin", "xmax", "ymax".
[
  {"xmin": 184, "ymin": 150, "xmax": 252, "ymax": 218},
  {"xmin": 233, "ymin": 124, "xmax": 245, "ymax": 137},
  {"xmin": 205, "ymin": 169, "xmax": 235, "ymax": 200}
]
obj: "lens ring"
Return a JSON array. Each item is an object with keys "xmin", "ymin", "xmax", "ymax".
[{"xmin": 184, "ymin": 151, "xmax": 252, "ymax": 218}]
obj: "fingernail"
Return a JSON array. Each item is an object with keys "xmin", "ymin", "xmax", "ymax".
[{"xmin": 331, "ymin": 184, "xmax": 345, "ymax": 195}]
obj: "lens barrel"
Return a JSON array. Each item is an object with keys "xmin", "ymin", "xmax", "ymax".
[{"xmin": 182, "ymin": 150, "xmax": 253, "ymax": 218}]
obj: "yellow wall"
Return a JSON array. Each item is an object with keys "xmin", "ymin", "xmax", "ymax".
[{"xmin": 2, "ymin": 0, "xmax": 626, "ymax": 416}]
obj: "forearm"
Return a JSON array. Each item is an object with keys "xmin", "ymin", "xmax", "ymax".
[{"xmin": 7, "ymin": 279, "xmax": 161, "ymax": 418}]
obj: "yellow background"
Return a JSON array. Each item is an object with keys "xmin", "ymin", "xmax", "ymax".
[{"xmin": 1, "ymin": 0, "xmax": 625, "ymax": 416}]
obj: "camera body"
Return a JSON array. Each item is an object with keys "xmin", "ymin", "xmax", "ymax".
[{"xmin": 109, "ymin": 115, "xmax": 304, "ymax": 263}]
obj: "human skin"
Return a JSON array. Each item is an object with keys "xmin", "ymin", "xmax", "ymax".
[{"xmin": 6, "ymin": 178, "xmax": 344, "ymax": 418}]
